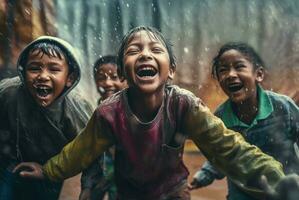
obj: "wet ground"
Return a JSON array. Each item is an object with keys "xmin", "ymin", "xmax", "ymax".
[{"xmin": 59, "ymin": 151, "xmax": 227, "ymax": 200}]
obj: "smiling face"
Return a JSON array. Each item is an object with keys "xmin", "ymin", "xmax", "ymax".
[
  {"xmin": 25, "ymin": 50, "xmax": 73, "ymax": 107},
  {"xmin": 123, "ymin": 30, "xmax": 174, "ymax": 94},
  {"xmin": 216, "ymin": 49, "xmax": 264, "ymax": 103},
  {"xmin": 95, "ymin": 63, "xmax": 124, "ymax": 99}
]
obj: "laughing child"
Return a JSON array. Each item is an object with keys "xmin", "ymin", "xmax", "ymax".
[
  {"xmin": 13, "ymin": 27, "xmax": 299, "ymax": 200},
  {"xmin": 80, "ymin": 55, "xmax": 126, "ymax": 200},
  {"xmin": 0, "ymin": 36, "xmax": 94, "ymax": 200},
  {"xmin": 189, "ymin": 42, "xmax": 299, "ymax": 200}
]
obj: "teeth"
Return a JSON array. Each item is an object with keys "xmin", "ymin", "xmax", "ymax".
[{"xmin": 138, "ymin": 67, "xmax": 154, "ymax": 71}]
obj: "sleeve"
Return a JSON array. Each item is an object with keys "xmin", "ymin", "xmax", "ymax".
[
  {"xmin": 184, "ymin": 98, "xmax": 285, "ymax": 199},
  {"xmin": 288, "ymin": 97, "xmax": 299, "ymax": 143},
  {"xmin": 194, "ymin": 160, "xmax": 225, "ymax": 180},
  {"xmin": 193, "ymin": 161, "xmax": 225, "ymax": 187},
  {"xmin": 286, "ymin": 97, "xmax": 299, "ymax": 160},
  {"xmin": 80, "ymin": 156, "xmax": 104, "ymax": 189},
  {"xmin": 43, "ymin": 110, "xmax": 114, "ymax": 181}
]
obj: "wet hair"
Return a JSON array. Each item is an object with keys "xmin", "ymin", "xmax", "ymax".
[
  {"xmin": 21, "ymin": 43, "xmax": 73, "ymax": 73},
  {"xmin": 117, "ymin": 26, "xmax": 176, "ymax": 77},
  {"xmin": 93, "ymin": 55, "xmax": 119, "ymax": 79},
  {"xmin": 212, "ymin": 42, "xmax": 265, "ymax": 79}
]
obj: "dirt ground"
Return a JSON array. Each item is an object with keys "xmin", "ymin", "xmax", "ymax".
[{"xmin": 59, "ymin": 152, "xmax": 227, "ymax": 200}]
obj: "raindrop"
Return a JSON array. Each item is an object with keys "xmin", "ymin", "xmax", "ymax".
[
  {"xmin": 24, "ymin": 8, "xmax": 31, "ymax": 15},
  {"xmin": 184, "ymin": 47, "xmax": 189, "ymax": 53},
  {"xmin": 126, "ymin": 3, "xmax": 129, "ymax": 8}
]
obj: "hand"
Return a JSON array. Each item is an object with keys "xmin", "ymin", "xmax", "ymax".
[
  {"xmin": 188, "ymin": 170, "xmax": 215, "ymax": 190},
  {"xmin": 79, "ymin": 188, "xmax": 91, "ymax": 200},
  {"xmin": 260, "ymin": 174, "xmax": 299, "ymax": 200},
  {"xmin": 13, "ymin": 162, "xmax": 45, "ymax": 179}
]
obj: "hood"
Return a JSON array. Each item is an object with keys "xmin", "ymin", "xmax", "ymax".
[{"xmin": 17, "ymin": 36, "xmax": 81, "ymax": 97}]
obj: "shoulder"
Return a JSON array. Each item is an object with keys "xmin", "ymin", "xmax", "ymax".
[
  {"xmin": 165, "ymin": 85, "xmax": 207, "ymax": 113},
  {"xmin": 0, "ymin": 76, "xmax": 21, "ymax": 93},
  {"xmin": 0, "ymin": 77, "xmax": 22, "ymax": 102},
  {"xmin": 266, "ymin": 90, "xmax": 299, "ymax": 113},
  {"xmin": 166, "ymin": 85, "xmax": 202, "ymax": 104},
  {"xmin": 100, "ymin": 90, "xmax": 123, "ymax": 107},
  {"xmin": 96, "ymin": 89, "xmax": 124, "ymax": 115},
  {"xmin": 214, "ymin": 100, "xmax": 228, "ymax": 117},
  {"xmin": 266, "ymin": 90, "xmax": 297, "ymax": 111},
  {"xmin": 65, "ymin": 90, "xmax": 94, "ymax": 117}
]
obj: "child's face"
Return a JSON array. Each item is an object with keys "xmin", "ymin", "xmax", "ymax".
[
  {"xmin": 216, "ymin": 49, "xmax": 264, "ymax": 103},
  {"xmin": 95, "ymin": 63, "xmax": 125, "ymax": 100},
  {"xmin": 123, "ymin": 30, "xmax": 174, "ymax": 94},
  {"xmin": 25, "ymin": 50, "xmax": 73, "ymax": 107}
]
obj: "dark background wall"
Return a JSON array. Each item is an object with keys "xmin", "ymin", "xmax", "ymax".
[{"xmin": 1, "ymin": 0, "xmax": 299, "ymax": 109}]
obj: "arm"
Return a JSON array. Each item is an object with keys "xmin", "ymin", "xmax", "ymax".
[
  {"xmin": 80, "ymin": 157, "xmax": 104, "ymax": 190},
  {"xmin": 184, "ymin": 99, "xmax": 284, "ymax": 199},
  {"xmin": 43, "ymin": 110, "xmax": 114, "ymax": 181},
  {"xmin": 79, "ymin": 157, "xmax": 105, "ymax": 200},
  {"xmin": 189, "ymin": 161, "xmax": 225, "ymax": 190}
]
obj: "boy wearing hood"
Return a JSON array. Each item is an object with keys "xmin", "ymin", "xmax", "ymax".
[{"xmin": 0, "ymin": 36, "xmax": 93, "ymax": 200}]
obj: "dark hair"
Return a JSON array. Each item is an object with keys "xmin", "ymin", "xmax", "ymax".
[
  {"xmin": 93, "ymin": 55, "xmax": 119, "ymax": 79},
  {"xmin": 117, "ymin": 26, "xmax": 176, "ymax": 77},
  {"xmin": 21, "ymin": 43, "xmax": 73, "ymax": 73},
  {"xmin": 212, "ymin": 42, "xmax": 265, "ymax": 79}
]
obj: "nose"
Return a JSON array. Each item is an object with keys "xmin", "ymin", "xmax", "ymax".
[
  {"xmin": 102, "ymin": 78, "xmax": 113, "ymax": 87},
  {"xmin": 139, "ymin": 48, "xmax": 152, "ymax": 60},
  {"xmin": 227, "ymin": 68, "xmax": 237, "ymax": 78},
  {"xmin": 37, "ymin": 69, "xmax": 50, "ymax": 81}
]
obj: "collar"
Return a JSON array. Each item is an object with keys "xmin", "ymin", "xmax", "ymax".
[{"xmin": 221, "ymin": 85, "xmax": 273, "ymax": 128}]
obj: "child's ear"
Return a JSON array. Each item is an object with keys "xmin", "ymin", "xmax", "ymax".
[
  {"xmin": 255, "ymin": 67, "xmax": 264, "ymax": 83},
  {"xmin": 66, "ymin": 73, "xmax": 75, "ymax": 87},
  {"xmin": 168, "ymin": 66, "xmax": 176, "ymax": 80}
]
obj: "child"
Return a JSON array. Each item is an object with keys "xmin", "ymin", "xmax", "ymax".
[
  {"xmin": 0, "ymin": 36, "xmax": 95, "ymax": 200},
  {"xmin": 189, "ymin": 42, "xmax": 299, "ymax": 200},
  {"xmin": 13, "ymin": 27, "xmax": 299, "ymax": 200},
  {"xmin": 80, "ymin": 55, "xmax": 126, "ymax": 200}
]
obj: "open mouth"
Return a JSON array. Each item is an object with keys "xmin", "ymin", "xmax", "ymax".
[
  {"xmin": 136, "ymin": 66, "xmax": 158, "ymax": 78},
  {"xmin": 34, "ymin": 85, "xmax": 53, "ymax": 98},
  {"xmin": 227, "ymin": 83, "xmax": 243, "ymax": 93}
]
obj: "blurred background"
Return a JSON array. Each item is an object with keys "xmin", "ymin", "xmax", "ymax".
[
  {"xmin": 2, "ymin": 0, "xmax": 299, "ymax": 109},
  {"xmin": 2, "ymin": 0, "xmax": 299, "ymax": 199}
]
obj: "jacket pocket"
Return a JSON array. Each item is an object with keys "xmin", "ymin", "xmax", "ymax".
[{"xmin": 161, "ymin": 144, "xmax": 184, "ymax": 169}]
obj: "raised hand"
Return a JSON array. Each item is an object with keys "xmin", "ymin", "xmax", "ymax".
[
  {"xmin": 13, "ymin": 162, "xmax": 45, "ymax": 179},
  {"xmin": 260, "ymin": 174, "xmax": 299, "ymax": 200},
  {"xmin": 188, "ymin": 170, "xmax": 215, "ymax": 190}
]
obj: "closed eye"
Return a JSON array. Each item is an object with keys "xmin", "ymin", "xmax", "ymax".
[
  {"xmin": 235, "ymin": 64, "xmax": 246, "ymax": 71},
  {"xmin": 27, "ymin": 65, "xmax": 41, "ymax": 72},
  {"xmin": 125, "ymin": 47, "xmax": 140, "ymax": 55},
  {"xmin": 152, "ymin": 47, "xmax": 164, "ymax": 53},
  {"xmin": 217, "ymin": 66, "xmax": 228, "ymax": 73},
  {"xmin": 49, "ymin": 66, "xmax": 62, "ymax": 72}
]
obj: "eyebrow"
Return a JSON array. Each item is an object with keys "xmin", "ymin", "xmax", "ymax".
[
  {"xmin": 127, "ymin": 41, "xmax": 163, "ymax": 47},
  {"xmin": 27, "ymin": 61, "xmax": 64, "ymax": 66}
]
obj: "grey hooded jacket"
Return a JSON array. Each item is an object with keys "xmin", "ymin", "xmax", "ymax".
[{"xmin": 0, "ymin": 36, "xmax": 94, "ymax": 184}]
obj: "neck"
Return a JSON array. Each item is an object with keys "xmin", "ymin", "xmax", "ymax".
[
  {"xmin": 233, "ymin": 92, "xmax": 258, "ymax": 125},
  {"xmin": 127, "ymin": 87, "xmax": 164, "ymax": 122}
]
